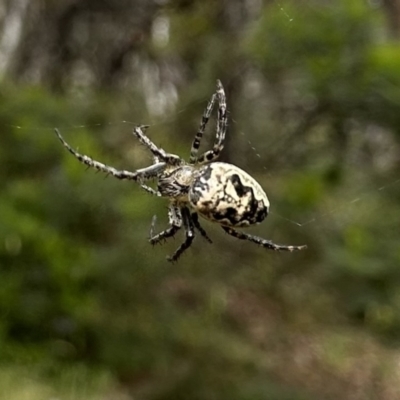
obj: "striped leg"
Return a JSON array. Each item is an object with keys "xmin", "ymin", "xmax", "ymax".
[
  {"xmin": 149, "ymin": 206, "xmax": 182, "ymax": 245},
  {"xmin": 140, "ymin": 184, "xmax": 162, "ymax": 197},
  {"xmin": 189, "ymin": 92, "xmax": 217, "ymax": 164},
  {"xmin": 221, "ymin": 226, "xmax": 307, "ymax": 252},
  {"xmin": 55, "ymin": 129, "xmax": 166, "ymax": 181},
  {"xmin": 168, "ymin": 207, "xmax": 195, "ymax": 262},
  {"xmin": 192, "ymin": 213, "xmax": 212, "ymax": 243},
  {"xmin": 197, "ymin": 80, "xmax": 228, "ymax": 164},
  {"xmin": 133, "ymin": 126, "xmax": 182, "ymax": 165}
]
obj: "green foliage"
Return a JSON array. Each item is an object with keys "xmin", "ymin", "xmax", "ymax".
[{"xmin": 0, "ymin": 365, "xmax": 117, "ymax": 400}]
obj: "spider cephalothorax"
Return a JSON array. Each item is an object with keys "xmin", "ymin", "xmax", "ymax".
[{"xmin": 55, "ymin": 80, "xmax": 306, "ymax": 261}]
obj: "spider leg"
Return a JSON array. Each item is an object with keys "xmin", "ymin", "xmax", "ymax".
[
  {"xmin": 133, "ymin": 126, "xmax": 182, "ymax": 166},
  {"xmin": 140, "ymin": 184, "xmax": 162, "ymax": 197},
  {"xmin": 189, "ymin": 92, "xmax": 217, "ymax": 164},
  {"xmin": 55, "ymin": 129, "xmax": 166, "ymax": 181},
  {"xmin": 168, "ymin": 207, "xmax": 195, "ymax": 262},
  {"xmin": 221, "ymin": 226, "xmax": 307, "ymax": 252},
  {"xmin": 149, "ymin": 206, "xmax": 182, "ymax": 245},
  {"xmin": 196, "ymin": 80, "xmax": 228, "ymax": 164},
  {"xmin": 191, "ymin": 213, "xmax": 212, "ymax": 243}
]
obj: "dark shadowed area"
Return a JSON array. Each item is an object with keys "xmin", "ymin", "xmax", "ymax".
[{"xmin": 1, "ymin": 0, "xmax": 400, "ymax": 399}]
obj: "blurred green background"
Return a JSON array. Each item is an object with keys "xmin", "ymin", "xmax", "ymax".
[{"xmin": 1, "ymin": 0, "xmax": 400, "ymax": 399}]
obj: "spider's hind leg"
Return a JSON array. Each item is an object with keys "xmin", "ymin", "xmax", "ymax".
[
  {"xmin": 168, "ymin": 207, "xmax": 195, "ymax": 262},
  {"xmin": 149, "ymin": 206, "xmax": 182, "ymax": 245},
  {"xmin": 221, "ymin": 226, "xmax": 307, "ymax": 252},
  {"xmin": 192, "ymin": 213, "xmax": 212, "ymax": 243}
]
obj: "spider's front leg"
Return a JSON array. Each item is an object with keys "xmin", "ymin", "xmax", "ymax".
[
  {"xmin": 133, "ymin": 126, "xmax": 182, "ymax": 166},
  {"xmin": 189, "ymin": 92, "xmax": 217, "ymax": 164},
  {"xmin": 196, "ymin": 80, "xmax": 228, "ymax": 164},
  {"xmin": 141, "ymin": 184, "xmax": 161, "ymax": 197},
  {"xmin": 55, "ymin": 128, "xmax": 166, "ymax": 181},
  {"xmin": 221, "ymin": 226, "xmax": 307, "ymax": 252},
  {"xmin": 149, "ymin": 206, "xmax": 182, "ymax": 245}
]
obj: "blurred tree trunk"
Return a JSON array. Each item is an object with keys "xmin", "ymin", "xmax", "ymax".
[
  {"xmin": 0, "ymin": 0, "xmax": 29, "ymax": 76},
  {"xmin": 382, "ymin": 0, "xmax": 400, "ymax": 38},
  {"xmin": 5, "ymin": 0, "xmax": 159, "ymax": 92}
]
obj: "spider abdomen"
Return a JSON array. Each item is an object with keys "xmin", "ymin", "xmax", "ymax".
[{"xmin": 189, "ymin": 162, "xmax": 269, "ymax": 227}]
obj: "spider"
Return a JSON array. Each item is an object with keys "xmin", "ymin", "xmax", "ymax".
[{"xmin": 55, "ymin": 80, "xmax": 307, "ymax": 261}]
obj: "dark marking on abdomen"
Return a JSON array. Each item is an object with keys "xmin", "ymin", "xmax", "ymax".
[{"xmin": 230, "ymin": 174, "xmax": 246, "ymax": 197}]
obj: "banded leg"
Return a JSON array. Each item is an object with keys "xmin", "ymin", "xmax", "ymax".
[
  {"xmin": 168, "ymin": 207, "xmax": 195, "ymax": 262},
  {"xmin": 221, "ymin": 226, "xmax": 307, "ymax": 252},
  {"xmin": 138, "ymin": 138, "xmax": 161, "ymax": 196},
  {"xmin": 140, "ymin": 184, "xmax": 162, "ymax": 197},
  {"xmin": 149, "ymin": 206, "xmax": 182, "ymax": 245},
  {"xmin": 197, "ymin": 80, "xmax": 228, "ymax": 164},
  {"xmin": 55, "ymin": 129, "xmax": 166, "ymax": 181},
  {"xmin": 189, "ymin": 92, "xmax": 217, "ymax": 164},
  {"xmin": 133, "ymin": 126, "xmax": 182, "ymax": 165},
  {"xmin": 191, "ymin": 213, "xmax": 212, "ymax": 243}
]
